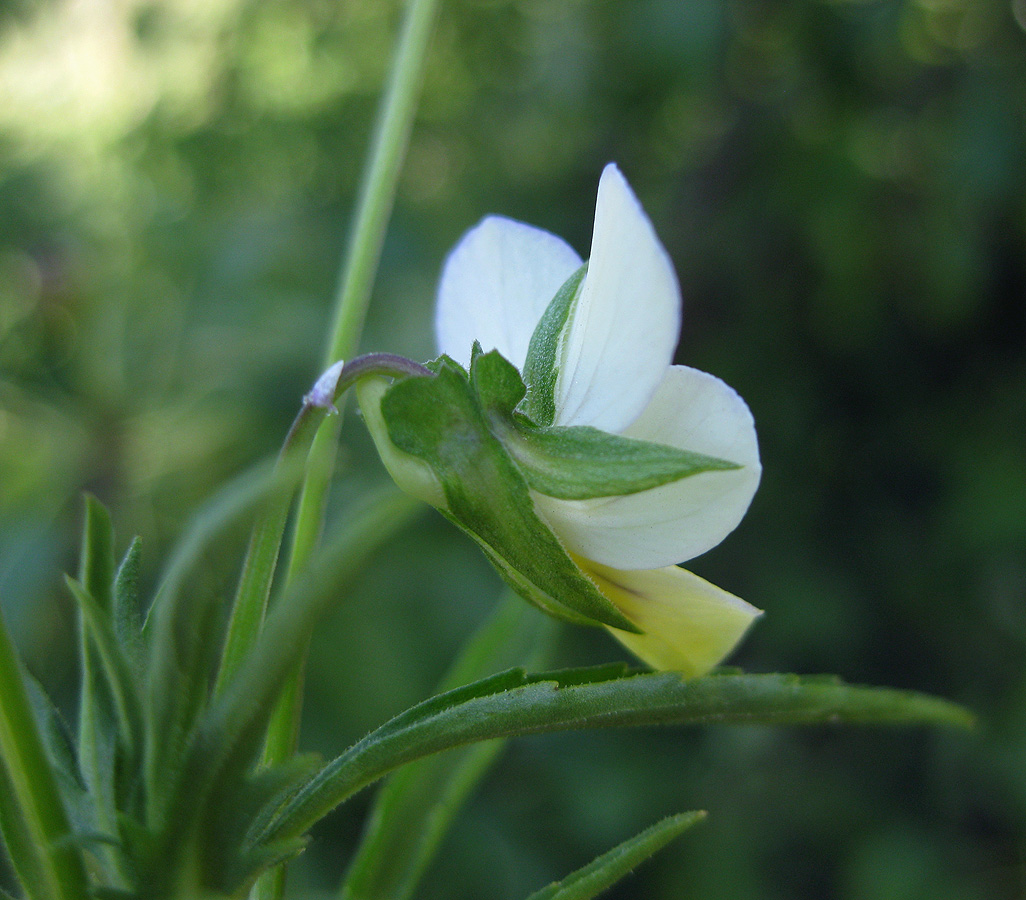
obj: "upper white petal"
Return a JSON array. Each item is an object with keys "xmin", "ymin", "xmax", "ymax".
[
  {"xmin": 435, "ymin": 216, "xmax": 582, "ymax": 370},
  {"xmin": 553, "ymin": 164, "xmax": 681, "ymax": 432},
  {"xmin": 535, "ymin": 365, "xmax": 761, "ymax": 570}
]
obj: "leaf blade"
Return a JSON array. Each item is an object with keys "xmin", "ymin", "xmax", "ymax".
[
  {"xmin": 525, "ymin": 811, "xmax": 705, "ymax": 900},
  {"xmin": 264, "ymin": 670, "xmax": 972, "ymax": 846},
  {"xmin": 339, "ymin": 596, "xmax": 554, "ymax": 900}
]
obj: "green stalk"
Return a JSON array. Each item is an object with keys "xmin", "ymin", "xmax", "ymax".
[
  {"xmin": 216, "ymin": 356, "xmax": 430, "ymax": 697},
  {"xmin": 323, "ymin": 0, "xmax": 439, "ymax": 369},
  {"xmin": 292, "ymin": 0, "xmax": 440, "ymax": 557},
  {"xmin": 240, "ymin": 1, "xmax": 441, "ymax": 890},
  {"xmin": 0, "ymin": 605, "xmax": 89, "ymax": 900},
  {"xmin": 252, "ymin": 3, "xmax": 440, "ymax": 897},
  {"xmin": 283, "ymin": 0, "xmax": 440, "ymax": 584}
]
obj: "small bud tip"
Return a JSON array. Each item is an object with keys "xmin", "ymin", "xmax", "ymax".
[{"xmin": 304, "ymin": 359, "xmax": 346, "ymax": 412}]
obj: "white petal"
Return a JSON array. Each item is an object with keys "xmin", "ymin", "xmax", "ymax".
[
  {"xmin": 536, "ymin": 365, "xmax": 761, "ymax": 569},
  {"xmin": 577, "ymin": 557, "xmax": 761, "ymax": 676},
  {"xmin": 553, "ymin": 164, "xmax": 681, "ymax": 432},
  {"xmin": 435, "ymin": 216, "xmax": 582, "ymax": 370}
]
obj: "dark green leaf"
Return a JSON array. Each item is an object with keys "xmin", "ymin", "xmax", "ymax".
[
  {"xmin": 79, "ymin": 495, "xmax": 116, "ymax": 615},
  {"xmin": 131, "ymin": 488, "xmax": 419, "ymax": 893},
  {"xmin": 262, "ymin": 670, "xmax": 972, "ymax": 846},
  {"xmin": 525, "ymin": 811, "xmax": 705, "ymax": 900},
  {"xmin": 139, "ymin": 457, "xmax": 289, "ymax": 824},
  {"xmin": 65, "ymin": 578, "xmax": 143, "ymax": 759},
  {"xmin": 22, "ymin": 678, "xmax": 95, "ymax": 843},
  {"xmin": 76, "ymin": 496, "xmax": 119, "ymax": 850},
  {"xmin": 339, "ymin": 597, "xmax": 555, "ymax": 900},
  {"xmin": 0, "ymin": 607, "xmax": 90, "ymax": 900},
  {"xmin": 113, "ymin": 538, "xmax": 144, "ymax": 672}
]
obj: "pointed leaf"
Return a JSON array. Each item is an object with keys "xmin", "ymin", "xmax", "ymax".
[
  {"xmin": 133, "ymin": 488, "xmax": 419, "ymax": 893},
  {"xmin": 113, "ymin": 538, "xmax": 144, "ymax": 672},
  {"xmin": 0, "ymin": 607, "xmax": 89, "ymax": 900},
  {"xmin": 65, "ymin": 578, "xmax": 143, "ymax": 758},
  {"xmin": 263, "ymin": 670, "xmax": 972, "ymax": 846},
  {"xmin": 22, "ymin": 678, "xmax": 96, "ymax": 846},
  {"xmin": 339, "ymin": 597, "xmax": 554, "ymax": 900},
  {"xmin": 79, "ymin": 495, "xmax": 116, "ymax": 614},
  {"xmin": 75, "ymin": 496, "xmax": 119, "ymax": 849},
  {"xmin": 525, "ymin": 811, "xmax": 705, "ymax": 900},
  {"xmin": 140, "ymin": 457, "xmax": 294, "ymax": 824}
]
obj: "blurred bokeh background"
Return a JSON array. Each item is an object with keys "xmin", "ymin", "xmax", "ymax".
[{"xmin": 1, "ymin": 0, "xmax": 1025, "ymax": 897}]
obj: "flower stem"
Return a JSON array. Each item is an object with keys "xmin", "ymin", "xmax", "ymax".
[
  {"xmin": 216, "ymin": 355, "xmax": 431, "ymax": 696},
  {"xmin": 323, "ymin": 0, "xmax": 439, "ymax": 369},
  {"xmin": 0, "ymin": 605, "xmax": 90, "ymax": 900},
  {"xmin": 250, "ymin": 1, "xmax": 437, "ymax": 879},
  {"xmin": 284, "ymin": 0, "xmax": 439, "ymax": 585},
  {"xmin": 245, "ymin": 1, "xmax": 439, "ymax": 892}
]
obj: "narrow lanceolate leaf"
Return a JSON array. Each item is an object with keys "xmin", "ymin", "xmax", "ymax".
[
  {"xmin": 520, "ymin": 264, "xmax": 587, "ymax": 427},
  {"xmin": 75, "ymin": 496, "xmax": 118, "ymax": 857},
  {"xmin": 339, "ymin": 597, "xmax": 554, "ymax": 900},
  {"xmin": 65, "ymin": 578, "xmax": 142, "ymax": 760},
  {"xmin": 79, "ymin": 496, "xmax": 116, "ymax": 613},
  {"xmin": 380, "ymin": 356, "xmax": 637, "ymax": 633},
  {"xmin": 525, "ymin": 811, "xmax": 705, "ymax": 900},
  {"xmin": 0, "ymin": 607, "xmax": 89, "ymax": 900},
  {"xmin": 132, "ymin": 488, "xmax": 420, "ymax": 894},
  {"xmin": 262, "ymin": 669, "xmax": 973, "ymax": 846},
  {"xmin": 113, "ymin": 537, "xmax": 144, "ymax": 673},
  {"xmin": 141, "ymin": 458, "xmax": 293, "ymax": 823}
]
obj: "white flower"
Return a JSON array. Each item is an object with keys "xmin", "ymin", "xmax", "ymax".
[{"xmin": 432, "ymin": 163, "xmax": 762, "ymax": 676}]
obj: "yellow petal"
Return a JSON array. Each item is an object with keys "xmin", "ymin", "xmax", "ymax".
[{"xmin": 575, "ymin": 556, "xmax": 761, "ymax": 677}]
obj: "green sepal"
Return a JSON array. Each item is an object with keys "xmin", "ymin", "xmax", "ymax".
[
  {"xmin": 525, "ymin": 811, "xmax": 705, "ymax": 900},
  {"xmin": 472, "ymin": 348, "xmax": 739, "ymax": 499},
  {"xmin": 379, "ymin": 355, "xmax": 637, "ymax": 632},
  {"xmin": 505, "ymin": 425, "xmax": 739, "ymax": 500},
  {"xmin": 521, "ymin": 264, "xmax": 587, "ymax": 426}
]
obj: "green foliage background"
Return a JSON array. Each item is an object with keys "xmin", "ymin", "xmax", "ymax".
[{"xmin": 1, "ymin": 0, "xmax": 1024, "ymax": 896}]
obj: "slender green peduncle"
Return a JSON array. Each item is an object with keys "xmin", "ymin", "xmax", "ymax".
[{"xmin": 251, "ymin": 5, "xmax": 440, "ymax": 899}]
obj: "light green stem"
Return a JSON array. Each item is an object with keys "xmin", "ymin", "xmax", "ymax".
[
  {"xmin": 283, "ymin": 0, "xmax": 439, "ymax": 580},
  {"xmin": 0, "ymin": 605, "xmax": 90, "ymax": 900},
  {"xmin": 253, "ymin": 1, "xmax": 440, "ymax": 895},
  {"xmin": 323, "ymin": 0, "xmax": 439, "ymax": 368}
]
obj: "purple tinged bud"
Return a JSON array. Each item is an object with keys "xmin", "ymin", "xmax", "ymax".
[{"xmin": 304, "ymin": 360, "xmax": 346, "ymax": 412}]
